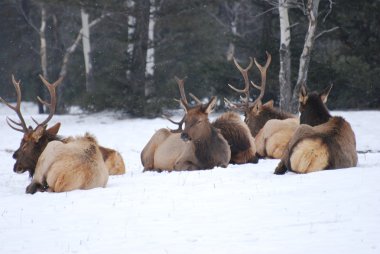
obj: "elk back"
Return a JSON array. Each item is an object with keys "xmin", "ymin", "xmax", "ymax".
[{"xmin": 212, "ymin": 111, "xmax": 257, "ymax": 164}]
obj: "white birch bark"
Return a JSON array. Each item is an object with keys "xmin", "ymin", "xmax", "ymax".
[
  {"xmin": 80, "ymin": 8, "xmax": 93, "ymax": 92},
  {"xmin": 145, "ymin": 1, "xmax": 155, "ymax": 77},
  {"xmin": 278, "ymin": 0, "xmax": 292, "ymax": 111},
  {"xmin": 126, "ymin": 0, "xmax": 135, "ymax": 80},
  {"xmin": 59, "ymin": 13, "xmax": 110, "ymax": 80},
  {"xmin": 290, "ymin": 0, "xmax": 321, "ymax": 112},
  {"xmin": 39, "ymin": 5, "xmax": 47, "ymax": 79}
]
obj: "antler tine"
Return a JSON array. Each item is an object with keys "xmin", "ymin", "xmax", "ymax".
[
  {"xmin": 36, "ymin": 75, "xmax": 63, "ymax": 127},
  {"xmin": 252, "ymin": 51, "xmax": 272, "ymax": 105},
  {"xmin": 0, "ymin": 75, "xmax": 28, "ymax": 133},
  {"xmin": 162, "ymin": 114, "xmax": 185, "ymax": 133},
  {"xmin": 227, "ymin": 57, "xmax": 254, "ymax": 111},
  {"xmin": 224, "ymin": 97, "xmax": 246, "ymax": 111},
  {"xmin": 189, "ymin": 93, "xmax": 202, "ymax": 104},
  {"xmin": 174, "ymin": 76, "xmax": 189, "ymax": 106}
]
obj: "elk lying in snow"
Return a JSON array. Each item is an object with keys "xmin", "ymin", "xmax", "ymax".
[
  {"xmin": 225, "ymin": 52, "xmax": 295, "ymax": 138},
  {"xmin": 26, "ymin": 133, "xmax": 108, "ymax": 194},
  {"xmin": 141, "ymin": 77, "xmax": 257, "ymax": 172},
  {"xmin": 142, "ymin": 97, "xmax": 231, "ymax": 171},
  {"xmin": 255, "ymin": 87, "xmax": 333, "ymax": 159},
  {"xmin": 0, "ymin": 75, "xmax": 122, "ymax": 193},
  {"xmin": 274, "ymin": 84, "xmax": 358, "ymax": 174}
]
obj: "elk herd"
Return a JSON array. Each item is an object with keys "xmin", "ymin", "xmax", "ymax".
[{"xmin": 1, "ymin": 52, "xmax": 358, "ymax": 194}]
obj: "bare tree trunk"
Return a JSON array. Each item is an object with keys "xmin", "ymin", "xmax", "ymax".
[
  {"xmin": 130, "ymin": 0, "xmax": 150, "ymax": 115},
  {"xmin": 289, "ymin": 0, "xmax": 321, "ymax": 113},
  {"xmin": 37, "ymin": 3, "xmax": 48, "ymax": 113},
  {"xmin": 144, "ymin": 0, "xmax": 156, "ymax": 98},
  {"xmin": 81, "ymin": 8, "xmax": 94, "ymax": 92},
  {"xmin": 278, "ymin": 0, "xmax": 292, "ymax": 112}
]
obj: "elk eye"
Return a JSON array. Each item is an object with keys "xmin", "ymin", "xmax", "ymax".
[{"xmin": 197, "ymin": 120, "xmax": 202, "ymax": 124}]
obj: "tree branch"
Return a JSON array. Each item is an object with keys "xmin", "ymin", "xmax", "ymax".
[{"xmin": 315, "ymin": 26, "xmax": 339, "ymax": 40}]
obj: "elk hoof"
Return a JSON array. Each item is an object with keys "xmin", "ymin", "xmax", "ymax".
[
  {"xmin": 26, "ymin": 182, "xmax": 39, "ymax": 194},
  {"xmin": 274, "ymin": 161, "xmax": 288, "ymax": 175}
]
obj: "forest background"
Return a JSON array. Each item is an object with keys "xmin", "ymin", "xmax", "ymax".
[{"xmin": 0, "ymin": 0, "xmax": 378, "ymax": 116}]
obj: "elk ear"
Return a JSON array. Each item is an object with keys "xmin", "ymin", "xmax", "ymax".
[
  {"xmin": 256, "ymin": 100, "xmax": 262, "ymax": 110},
  {"xmin": 263, "ymin": 100, "xmax": 274, "ymax": 108},
  {"xmin": 203, "ymin": 96, "xmax": 217, "ymax": 114},
  {"xmin": 32, "ymin": 125, "xmax": 46, "ymax": 142},
  {"xmin": 299, "ymin": 85, "xmax": 308, "ymax": 104},
  {"xmin": 46, "ymin": 122, "xmax": 61, "ymax": 136},
  {"xmin": 320, "ymin": 84, "xmax": 333, "ymax": 104}
]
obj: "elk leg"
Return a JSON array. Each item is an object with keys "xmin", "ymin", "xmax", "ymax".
[
  {"xmin": 248, "ymin": 155, "xmax": 259, "ymax": 164},
  {"xmin": 274, "ymin": 160, "xmax": 287, "ymax": 175},
  {"xmin": 174, "ymin": 160, "xmax": 198, "ymax": 171}
]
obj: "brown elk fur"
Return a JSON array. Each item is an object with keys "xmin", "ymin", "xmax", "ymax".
[
  {"xmin": 245, "ymin": 100, "xmax": 295, "ymax": 137},
  {"xmin": 141, "ymin": 97, "xmax": 232, "ymax": 171},
  {"xmin": 255, "ymin": 118, "xmax": 299, "ymax": 159},
  {"xmin": 274, "ymin": 85, "xmax": 358, "ymax": 174},
  {"xmin": 141, "ymin": 129, "xmax": 194, "ymax": 171},
  {"xmin": 98, "ymin": 146, "xmax": 126, "ymax": 175},
  {"xmin": 212, "ymin": 111, "xmax": 257, "ymax": 164},
  {"xmin": 26, "ymin": 134, "xmax": 108, "ymax": 194}
]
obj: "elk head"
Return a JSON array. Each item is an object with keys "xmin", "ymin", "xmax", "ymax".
[
  {"xmin": 225, "ymin": 52, "xmax": 272, "ymax": 136},
  {"xmin": 299, "ymin": 84, "xmax": 333, "ymax": 127},
  {"xmin": 0, "ymin": 75, "xmax": 63, "ymax": 176},
  {"xmin": 163, "ymin": 76, "xmax": 202, "ymax": 134},
  {"xmin": 180, "ymin": 96, "xmax": 217, "ymax": 142}
]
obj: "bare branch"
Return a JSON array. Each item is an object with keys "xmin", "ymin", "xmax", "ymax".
[{"xmin": 315, "ymin": 26, "xmax": 339, "ymax": 40}]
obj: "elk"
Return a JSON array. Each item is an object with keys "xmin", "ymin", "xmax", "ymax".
[
  {"xmin": 141, "ymin": 77, "xmax": 257, "ymax": 172},
  {"xmin": 225, "ymin": 52, "xmax": 295, "ymax": 138},
  {"xmin": 0, "ymin": 75, "xmax": 113, "ymax": 193},
  {"xmin": 141, "ymin": 97, "xmax": 231, "ymax": 171},
  {"xmin": 0, "ymin": 76, "xmax": 125, "ymax": 177},
  {"xmin": 274, "ymin": 84, "xmax": 358, "ymax": 174}
]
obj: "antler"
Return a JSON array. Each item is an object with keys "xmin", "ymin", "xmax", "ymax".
[
  {"xmin": 163, "ymin": 76, "xmax": 189, "ymax": 133},
  {"xmin": 34, "ymin": 75, "xmax": 63, "ymax": 127},
  {"xmin": 251, "ymin": 51, "xmax": 272, "ymax": 106},
  {"xmin": 162, "ymin": 113, "xmax": 184, "ymax": 133},
  {"xmin": 0, "ymin": 75, "xmax": 29, "ymax": 133},
  {"xmin": 224, "ymin": 57, "xmax": 254, "ymax": 112}
]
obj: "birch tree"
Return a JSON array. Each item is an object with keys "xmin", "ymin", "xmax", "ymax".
[
  {"xmin": 80, "ymin": 7, "xmax": 94, "ymax": 92},
  {"xmin": 271, "ymin": 0, "xmax": 336, "ymax": 113}
]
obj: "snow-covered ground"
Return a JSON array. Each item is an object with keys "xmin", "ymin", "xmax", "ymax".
[{"xmin": 0, "ymin": 103, "xmax": 379, "ymax": 254}]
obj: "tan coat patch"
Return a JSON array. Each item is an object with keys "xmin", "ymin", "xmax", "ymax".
[{"xmin": 289, "ymin": 138, "xmax": 329, "ymax": 173}]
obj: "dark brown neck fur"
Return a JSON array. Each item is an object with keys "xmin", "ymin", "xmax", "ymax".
[
  {"xmin": 300, "ymin": 93, "xmax": 331, "ymax": 126},
  {"xmin": 193, "ymin": 127, "xmax": 226, "ymax": 169}
]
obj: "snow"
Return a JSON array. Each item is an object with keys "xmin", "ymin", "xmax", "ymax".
[{"xmin": 0, "ymin": 103, "xmax": 379, "ymax": 254}]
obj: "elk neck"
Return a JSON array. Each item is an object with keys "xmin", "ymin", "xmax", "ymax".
[
  {"xmin": 193, "ymin": 125, "xmax": 223, "ymax": 168},
  {"xmin": 300, "ymin": 93, "xmax": 332, "ymax": 126}
]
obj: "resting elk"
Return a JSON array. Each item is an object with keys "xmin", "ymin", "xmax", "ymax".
[
  {"xmin": 0, "ymin": 75, "xmax": 121, "ymax": 193},
  {"xmin": 274, "ymin": 84, "xmax": 358, "ymax": 174},
  {"xmin": 225, "ymin": 52, "xmax": 295, "ymax": 138},
  {"xmin": 141, "ymin": 77, "xmax": 257, "ymax": 172}
]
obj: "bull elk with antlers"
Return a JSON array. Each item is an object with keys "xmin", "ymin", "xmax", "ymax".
[
  {"xmin": 225, "ymin": 52, "xmax": 299, "ymax": 159},
  {"xmin": 225, "ymin": 52, "xmax": 295, "ymax": 138},
  {"xmin": 141, "ymin": 76, "xmax": 257, "ymax": 172},
  {"xmin": 274, "ymin": 84, "xmax": 357, "ymax": 174},
  {"xmin": 0, "ymin": 75, "xmax": 124, "ymax": 193}
]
